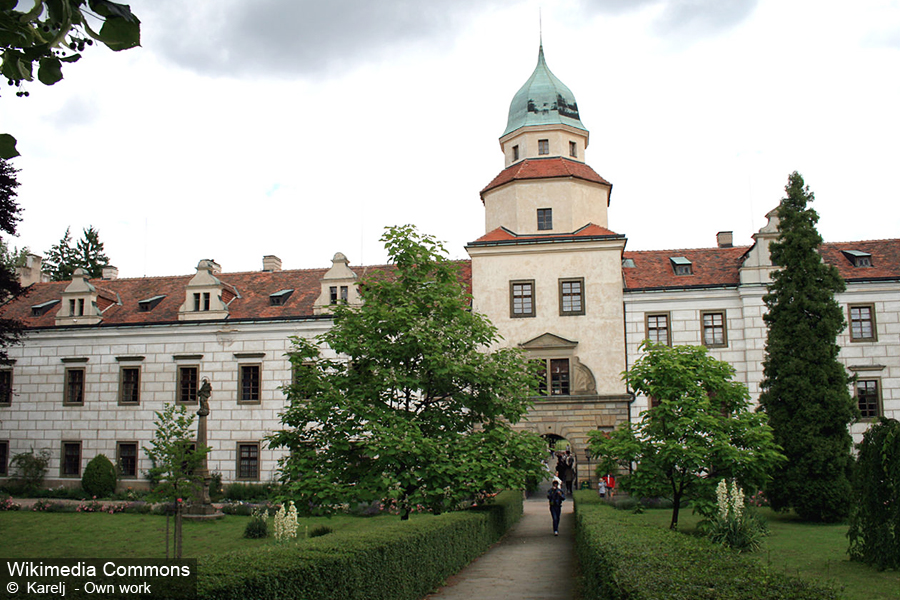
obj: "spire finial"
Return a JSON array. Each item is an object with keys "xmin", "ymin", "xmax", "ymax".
[{"xmin": 539, "ymin": 8, "xmax": 543, "ymax": 49}]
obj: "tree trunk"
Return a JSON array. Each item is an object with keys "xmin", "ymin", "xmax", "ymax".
[
  {"xmin": 174, "ymin": 503, "xmax": 183, "ymax": 558},
  {"xmin": 670, "ymin": 490, "xmax": 681, "ymax": 530}
]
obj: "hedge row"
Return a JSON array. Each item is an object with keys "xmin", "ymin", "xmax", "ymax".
[
  {"xmin": 196, "ymin": 491, "xmax": 523, "ymax": 600},
  {"xmin": 574, "ymin": 493, "xmax": 842, "ymax": 600}
]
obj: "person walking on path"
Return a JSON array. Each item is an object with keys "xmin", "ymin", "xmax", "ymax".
[
  {"xmin": 563, "ymin": 450, "xmax": 575, "ymax": 494},
  {"xmin": 548, "ymin": 480, "xmax": 565, "ymax": 535}
]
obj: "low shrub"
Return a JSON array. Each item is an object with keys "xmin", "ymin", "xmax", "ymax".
[
  {"xmin": 225, "ymin": 482, "xmax": 277, "ymax": 502},
  {"xmin": 243, "ymin": 506, "xmax": 269, "ymax": 539},
  {"xmin": 574, "ymin": 491, "xmax": 842, "ymax": 600},
  {"xmin": 123, "ymin": 501, "xmax": 152, "ymax": 514},
  {"xmin": 1, "ymin": 495, "xmax": 21, "ymax": 511},
  {"xmin": 308, "ymin": 525, "xmax": 332, "ymax": 538},
  {"xmin": 197, "ymin": 490, "xmax": 523, "ymax": 600},
  {"xmin": 9, "ymin": 449, "xmax": 51, "ymax": 493}
]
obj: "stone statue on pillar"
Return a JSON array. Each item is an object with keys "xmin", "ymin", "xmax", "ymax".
[{"xmin": 184, "ymin": 378, "xmax": 222, "ymax": 519}]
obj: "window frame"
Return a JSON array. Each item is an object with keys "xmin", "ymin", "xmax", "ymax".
[
  {"xmin": 701, "ymin": 310, "xmax": 728, "ymax": 348},
  {"xmin": 848, "ymin": 304, "xmax": 877, "ymax": 342},
  {"xmin": 537, "ymin": 208, "xmax": 552, "ymax": 231},
  {"xmin": 512, "ymin": 145, "xmax": 519, "ymax": 161},
  {"xmin": 61, "ymin": 441, "xmax": 82, "ymax": 477},
  {"xmin": 63, "ymin": 367, "xmax": 85, "ymax": 406},
  {"xmin": 509, "ymin": 280, "xmax": 536, "ymax": 318},
  {"xmin": 538, "ymin": 139, "xmax": 549, "ymax": 155},
  {"xmin": 0, "ymin": 369, "xmax": 11, "ymax": 406},
  {"xmin": 569, "ymin": 141, "xmax": 577, "ymax": 158},
  {"xmin": 236, "ymin": 442, "xmax": 260, "ymax": 481},
  {"xmin": 558, "ymin": 278, "xmax": 585, "ymax": 316},
  {"xmin": 855, "ymin": 378, "xmax": 881, "ymax": 420},
  {"xmin": 532, "ymin": 358, "xmax": 571, "ymax": 397},
  {"xmin": 177, "ymin": 365, "xmax": 200, "ymax": 405},
  {"xmin": 118, "ymin": 365, "xmax": 141, "ymax": 405},
  {"xmin": 645, "ymin": 312, "xmax": 672, "ymax": 346},
  {"xmin": 238, "ymin": 364, "xmax": 262, "ymax": 404},
  {"xmin": 116, "ymin": 441, "xmax": 138, "ymax": 479}
]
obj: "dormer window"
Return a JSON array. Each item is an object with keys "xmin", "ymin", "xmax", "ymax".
[
  {"xmin": 193, "ymin": 292, "xmax": 211, "ymax": 311},
  {"xmin": 329, "ymin": 285, "xmax": 349, "ymax": 304},
  {"xmin": 69, "ymin": 298, "xmax": 85, "ymax": 316},
  {"xmin": 537, "ymin": 208, "xmax": 552, "ymax": 231},
  {"xmin": 842, "ymin": 250, "xmax": 873, "ymax": 268},
  {"xmin": 138, "ymin": 295, "xmax": 165, "ymax": 312},
  {"xmin": 622, "ymin": 258, "xmax": 636, "ymax": 268},
  {"xmin": 670, "ymin": 257, "xmax": 693, "ymax": 276},
  {"xmin": 31, "ymin": 299, "xmax": 59, "ymax": 316},
  {"xmin": 269, "ymin": 289, "xmax": 293, "ymax": 306},
  {"xmin": 538, "ymin": 139, "xmax": 549, "ymax": 155}
]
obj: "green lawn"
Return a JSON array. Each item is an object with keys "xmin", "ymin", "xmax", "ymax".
[
  {"xmin": 0, "ymin": 511, "xmax": 397, "ymax": 559},
  {"xmin": 625, "ymin": 507, "xmax": 899, "ymax": 600}
]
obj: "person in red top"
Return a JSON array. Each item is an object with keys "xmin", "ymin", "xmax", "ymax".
[{"xmin": 603, "ymin": 474, "xmax": 616, "ymax": 499}]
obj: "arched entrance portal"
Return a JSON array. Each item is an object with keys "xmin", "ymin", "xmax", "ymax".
[{"xmin": 541, "ymin": 433, "xmax": 577, "ymax": 494}]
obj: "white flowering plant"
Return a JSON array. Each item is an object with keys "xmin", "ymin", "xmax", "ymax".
[
  {"xmin": 273, "ymin": 501, "xmax": 299, "ymax": 542},
  {"xmin": 706, "ymin": 478, "xmax": 768, "ymax": 552}
]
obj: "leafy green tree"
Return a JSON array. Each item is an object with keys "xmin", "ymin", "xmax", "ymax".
[
  {"xmin": 590, "ymin": 342, "xmax": 784, "ymax": 530},
  {"xmin": 43, "ymin": 225, "xmax": 109, "ymax": 281},
  {"xmin": 143, "ymin": 403, "xmax": 209, "ymax": 559},
  {"xmin": 0, "ymin": 157, "xmax": 22, "ymax": 357},
  {"xmin": 847, "ymin": 417, "xmax": 900, "ymax": 570},
  {"xmin": 1, "ymin": 0, "xmax": 141, "ymax": 158},
  {"xmin": 758, "ymin": 171, "xmax": 856, "ymax": 522},
  {"xmin": 269, "ymin": 225, "xmax": 546, "ymax": 520}
]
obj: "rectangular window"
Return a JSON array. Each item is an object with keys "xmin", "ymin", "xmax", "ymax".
[
  {"xmin": 559, "ymin": 278, "xmax": 585, "ymax": 316},
  {"xmin": 340, "ymin": 286, "xmax": 349, "ymax": 302},
  {"xmin": 0, "ymin": 441, "xmax": 8, "ymax": 476},
  {"xmin": 849, "ymin": 304, "xmax": 877, "ymax": 341},
  {"xmin": 856, "ymin": 379, "xmax": 881, "ymax": 419},
  {"xmin": 117, "ymin": 442, "xmax": 138, "ymax": 478},
  {"xmin": 239, "ymin": 365, "xmax": 261, "ymax": 403},
  {"xmin": 701, "ymin": 311, "xmax": 727, "ymax": 348},
  {"xmin": 510, "ymin": 280, "xmax": 535, "ymax": 318},
  {"xmin": 64, "ymin": 368, "xmax": 85, "ymax": 405},
  {"xmin": 203, "ymin": 292, "xmax": 211, "ymax": 311},
  {"xmin": 532, "ymin": 359, "xmax": 548, "ymax": 396},
  {"xmin": 537, "ymin": 208, "xmax": 552, "ymax": 231},
  {"xmin": 549, "ymin": 359, "xmax": 570, "ymax": 396},
  {"xmin": 119, "ymin": 367, "xmax": 140, "ymax": 405},
  {"xmin": 193, "ymin": 292, "xmax": 201, "ymax": 311},
  {"xmin": 569, "ymin": 141, "xmax": 577, "ymax": 157},
  {"xmin": 645, "ymin": 313, "xmax": 671, "ymax": 346},
  {"xmin": 512, "ymin": 145, "xmax": 519, "ymax": 161},
  {"xmin": 61, "ymin": 441, "xmax": 81, "ymax": 477},
  {"xmin": 69, "ymin": 299, "xmax": 76, "ymax": 315},
  {"xmin": 538, "ymin": 139, "xmax": 549, "ymax": 155},
  {"xmin": 0, "ymin": 370, "xmax": 11, "ymax": 405},
  {"xmin": 329, "ymin": 286, "xmax": 338, "ymax": 304},
  {"xmin": 237, "ymin": 442, "xmax": 260, "ymax": 480},
  {"xmin": 178, "ymin": 366, "xmax": 199, "ymax": 404}
]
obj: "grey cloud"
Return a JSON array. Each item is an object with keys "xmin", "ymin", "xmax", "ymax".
[
  {"xmin": 139, "ymin": 0, "xmax": 516, "ymax": 80},
  {"xmin": 574, "ymin": 0, "xmax": 758, "ymax": 37}
]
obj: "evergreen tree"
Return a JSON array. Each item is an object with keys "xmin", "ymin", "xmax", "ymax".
[
  {"xmin": 0, "ymin": 158, "xmax": 23, "ymax": 358},
  {"xmin": 43, "ymin": 226, "xmax": 110, "ymax": 281},
  {"xmin": 758, "ymin": 171, "xmax": 856, "ymax": 522}
]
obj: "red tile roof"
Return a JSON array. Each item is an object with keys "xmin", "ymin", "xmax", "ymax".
[
  {"xmin": 623, "ymin": 239, "xmax": 900, "ymax": 291},
  {"xmin": 0, "ymin": 261, "xmax": 473, "ymax": 330},
  {"xmin": 480, "ymin": 157, "xmax": 612, "ymax": 201},
  {"xmin": 469, "ymin": 224, "xmax": 623, "ymax": 246}
]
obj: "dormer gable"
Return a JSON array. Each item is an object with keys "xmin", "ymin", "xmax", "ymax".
[
  {"xmin": 178, "ymin": 259, "xmax": 233, "ymax": 321},
  {"xmin": 314, "ymin": 252, "xmax": 361, "ymax": 315},
  {"xmin": 740, "ymin": 207, "xmax": 781, "ymax": 285},
  {"xmin": 56, "ymin": 268, "xmax": 104, "ymax": 325}
]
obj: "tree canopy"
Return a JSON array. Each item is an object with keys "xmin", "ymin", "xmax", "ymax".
[
  {"xmin": 1, "ymin": 0, "xmax": 141, "ymax": 158},
  {"xmin": 0, "ymin": 157, "xmax": 22, "ymax": 357},
  {"xmin": 758, "ymin": 171, "xmax": 856, "ymax": 522},
  {"xmin": 590, "ymin": 342, "xmax": 784, "ymax": 530},
  {"xmin": 43, "ymin": 225, "xmax": 109, "ymax": 281},
  {"xmin": 269, "ymin": 225, "xmax": 545, "ymax": 519}
]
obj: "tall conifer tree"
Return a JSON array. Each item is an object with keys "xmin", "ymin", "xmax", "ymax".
[{"xmin": 759, "ymin": 171, "xmax": 856, "ymax": 522}]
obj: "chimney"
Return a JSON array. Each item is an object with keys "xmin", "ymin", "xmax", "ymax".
[
  {"xmin": 16, "ymin": 253, "xmax": 50, "ymax": 286},
  {"xmin": 262, "ymin": 255, "xmax": 282, "ymax": 272},
  {"xmin": 101, "ymin": 265, "xmax": 119, "ymax": 280},
  {"xmin": 716, "ymin": 231, "xmax": 733, "ymax": 248}
]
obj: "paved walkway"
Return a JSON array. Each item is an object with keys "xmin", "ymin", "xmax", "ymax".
[{"xmin": 425, "ymin": 492, "xmax": 576, "ymax": 600}]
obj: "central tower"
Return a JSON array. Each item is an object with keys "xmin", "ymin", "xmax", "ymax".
[{"xmin": 467, "ymin": 45, "xmax": 631, "ymax": 473}]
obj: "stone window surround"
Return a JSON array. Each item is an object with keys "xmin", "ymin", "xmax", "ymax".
[
  {"xmin": 533, "ymin": 357, "xmax": 571, "ymax": 396},
  {"xmin": 538, "ymin": 138, "xmax": 549, "ymax": 155},
  {"xmin": 0, "ymin": 440, "xmax": 8, "ymax": 476},
  {"xmin": 848, "ymin": 303, "xmax": 877, "ymax": 342},
  {"xmin": 701, "ymin": 310, "xmax": 728, "ymax": 348},
  {"xmin": 61, "ymin": 440, "xmax": 82, "ymax": 477},
  {"xmin": 510, "ymin": 280, "xmax": 536, "ymax": 318},
  {"xmin": 644, "ymin": 312, "xmax": 672, "ymax": 346},
  {"xmin": 558, "ymin": 277, "xmax": 585, "ymax": 316},
  {"xmin": 537, "ymin": 208, "xmax": 552, "ymax": 231},
  {"xmin": 116, "ymin": 356, "xmax": 144, "ymax": 406},
  {"xmin": 0, "ymin": 367, "xmax": 12, "ymax": 406},
  {"xmin": 116, "ymin": 441, "xmax": 138, "ymax": 479},
  {"xmin": 236, "ymin": 441, "xmax": 260, "ymax": 481},
  {"xmin": 61, "ymin": 358, "xmax": 88, "ymax": 406}
]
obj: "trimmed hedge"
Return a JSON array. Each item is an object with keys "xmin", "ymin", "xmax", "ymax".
[
  {"xmin": 196, "ymin": 491, "xmax": 522, "ymax": 600},
  {"xmin": 574, "ymin": 492, "xmax": 842, "ymax": 600}
]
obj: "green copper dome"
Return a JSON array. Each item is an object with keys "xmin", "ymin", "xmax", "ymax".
[{"xmin": 503, "ymin": 45, "xmax": 586, "ymax": 137}]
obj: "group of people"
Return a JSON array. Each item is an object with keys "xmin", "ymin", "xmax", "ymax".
[{"xmin": 545, "ymin": 446, "xmax": 618, "ymax": 536}]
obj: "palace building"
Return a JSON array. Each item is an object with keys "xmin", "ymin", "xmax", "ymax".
[{"xmin": 1, "ymin": 46, "xmax": 897, "ymax": 487}]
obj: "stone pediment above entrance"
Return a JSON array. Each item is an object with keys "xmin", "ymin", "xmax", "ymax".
[{"xmin": 519, "ymin": 333, "xmax": 577, "ymax": 350}]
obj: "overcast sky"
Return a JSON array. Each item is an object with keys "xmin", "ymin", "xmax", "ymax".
[{"xmin": 3, "ymin": 0, "xmax": 899, "ymax": 277}]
